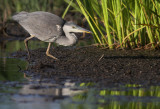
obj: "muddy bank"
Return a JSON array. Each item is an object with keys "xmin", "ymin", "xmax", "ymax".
[{"xmin": 14, "ymin": 46, "xmax": 160, "ymax": 86}]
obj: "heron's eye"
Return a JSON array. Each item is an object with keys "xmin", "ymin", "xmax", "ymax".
[{"xmin": 72, "ymin": 26, "xmax": 76, "ymax": 29}]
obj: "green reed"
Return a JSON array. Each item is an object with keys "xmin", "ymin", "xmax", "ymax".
[{"xmin": 65, "ymin": 0, "xmax": 160, "ymax": 49}]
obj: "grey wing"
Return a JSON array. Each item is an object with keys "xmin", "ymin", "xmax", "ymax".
[{"xmin": 12, "ymin": 11, "xmax": 65, "ymax": 42}]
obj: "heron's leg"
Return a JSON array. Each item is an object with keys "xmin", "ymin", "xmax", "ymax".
[
  {"xmin": 24, "ymin": 35, "xmax": 35, "ymax": 59},
  {"xmin": 46, "ymin": 42, "xmax": 58, "ymax": 60}
]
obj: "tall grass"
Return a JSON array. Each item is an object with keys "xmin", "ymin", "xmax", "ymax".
[
  {"xmin": 65, "ymin": 0, "xmax": 160, "ymax": 49},
  {"xmin": 1, "ymin": 0, "xmax": 160, "ymax": 49}
]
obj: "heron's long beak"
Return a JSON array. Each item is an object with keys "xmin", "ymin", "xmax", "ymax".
[
  {"xmin": 83, "ymin": 30, "xmax": 92, "ymax": 34},
  {"xmin": 77, "ymin": 27, "xmax": 92, "ymax": 34}
]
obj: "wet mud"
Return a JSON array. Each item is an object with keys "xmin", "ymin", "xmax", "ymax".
[{"xmin": 14, "ymin": 46, "xmax": 160, "ymax": 86}]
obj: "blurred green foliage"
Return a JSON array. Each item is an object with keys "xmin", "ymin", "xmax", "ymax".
[
  {"xmin": 0, "ymin": 0, "xmax": 67, "ymax": 22},
  {"xmin": 62, "ymin": 84, "xmax": 160, "ymax": 109}
]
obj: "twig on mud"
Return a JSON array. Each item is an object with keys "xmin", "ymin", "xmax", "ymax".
[{"xmin": 98, "ymin": 54, "xmax": 104, "ymax": 61}]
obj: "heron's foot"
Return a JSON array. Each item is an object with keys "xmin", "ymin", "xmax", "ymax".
[
  {"xmin": 46, "ymin": 42, "xmax": 59, "ymax": 60},
  {"xmin": 50, "ymin": 56, "xmax": 59, "ymax": 60},
  {"xmin": 46, "ymin": 53, "xmax": 59, "ymax": 60},
  {"xmin": 24, "ymin": 35, "xmax": 34, "ymax": 62},
  {"xmin": 49, "ymin": 55, "xmax": 59, "ymax": 60}
]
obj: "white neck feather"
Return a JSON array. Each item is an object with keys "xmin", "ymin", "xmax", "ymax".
[{"xmin": 55, "ymin": 25, "xmax": 77, "ymax": 46}]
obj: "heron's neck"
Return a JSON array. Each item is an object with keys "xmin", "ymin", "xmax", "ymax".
[
  {"xmin": 64, "ymin": 31, "xmax": 77, "ymax": 46},
  {"xmin": 55, "ymin": 29, "xmax": 77, "ymax": 46}
]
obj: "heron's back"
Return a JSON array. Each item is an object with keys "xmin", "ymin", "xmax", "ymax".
[
  {"xmin": 12, "ymin": 11, "xmax": 28, "ymax": 21},
  {"xmin": 12, "ymin": 11, "xmax": 65, "ymax": 42}
]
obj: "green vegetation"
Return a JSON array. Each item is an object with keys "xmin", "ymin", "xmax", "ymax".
[
  {"xmin": 62, "ymin": 84, "xmax": 160, "ymax": 109},
  {"xmin": 0, "ymin": 0, "xmax": 66, "ymax": 22},
  {"xmin": 1, "ymin": 0, "xmax": 160, "ymax": 49},
  {"xmin": 0, "ymin": 58, "xmax": 27, "ymax": 81},
  {"xmin": 65, "ymin": 0, "xmax": 160, "ymax": 49}
]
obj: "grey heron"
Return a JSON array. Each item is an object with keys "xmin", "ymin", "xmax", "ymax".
[{"xmin": 12, "ymin": 11, "xmax": 92, "ymax": 60}]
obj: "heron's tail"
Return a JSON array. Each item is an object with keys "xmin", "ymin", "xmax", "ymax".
[{"xmin": 12, "ymin": 11, "xmax": 28, "ymax": 22}]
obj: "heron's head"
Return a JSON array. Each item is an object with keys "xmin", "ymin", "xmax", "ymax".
[{"xmin": 63, "ymin": 22, "xmax": 92, "ymax": 33}]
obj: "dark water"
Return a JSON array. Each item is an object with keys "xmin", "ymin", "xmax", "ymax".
[{"xmin": 0, "ymin": 40, "xmax": 160, "ymax": 109}]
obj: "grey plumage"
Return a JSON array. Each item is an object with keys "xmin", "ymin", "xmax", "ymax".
[
  {"xmin": 12, "ymin": 11, "xmax": 91, "ymax": 60},
  {"xmin": 13, "ymin": 11, "xmax": 65, "ymax": 42}
]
